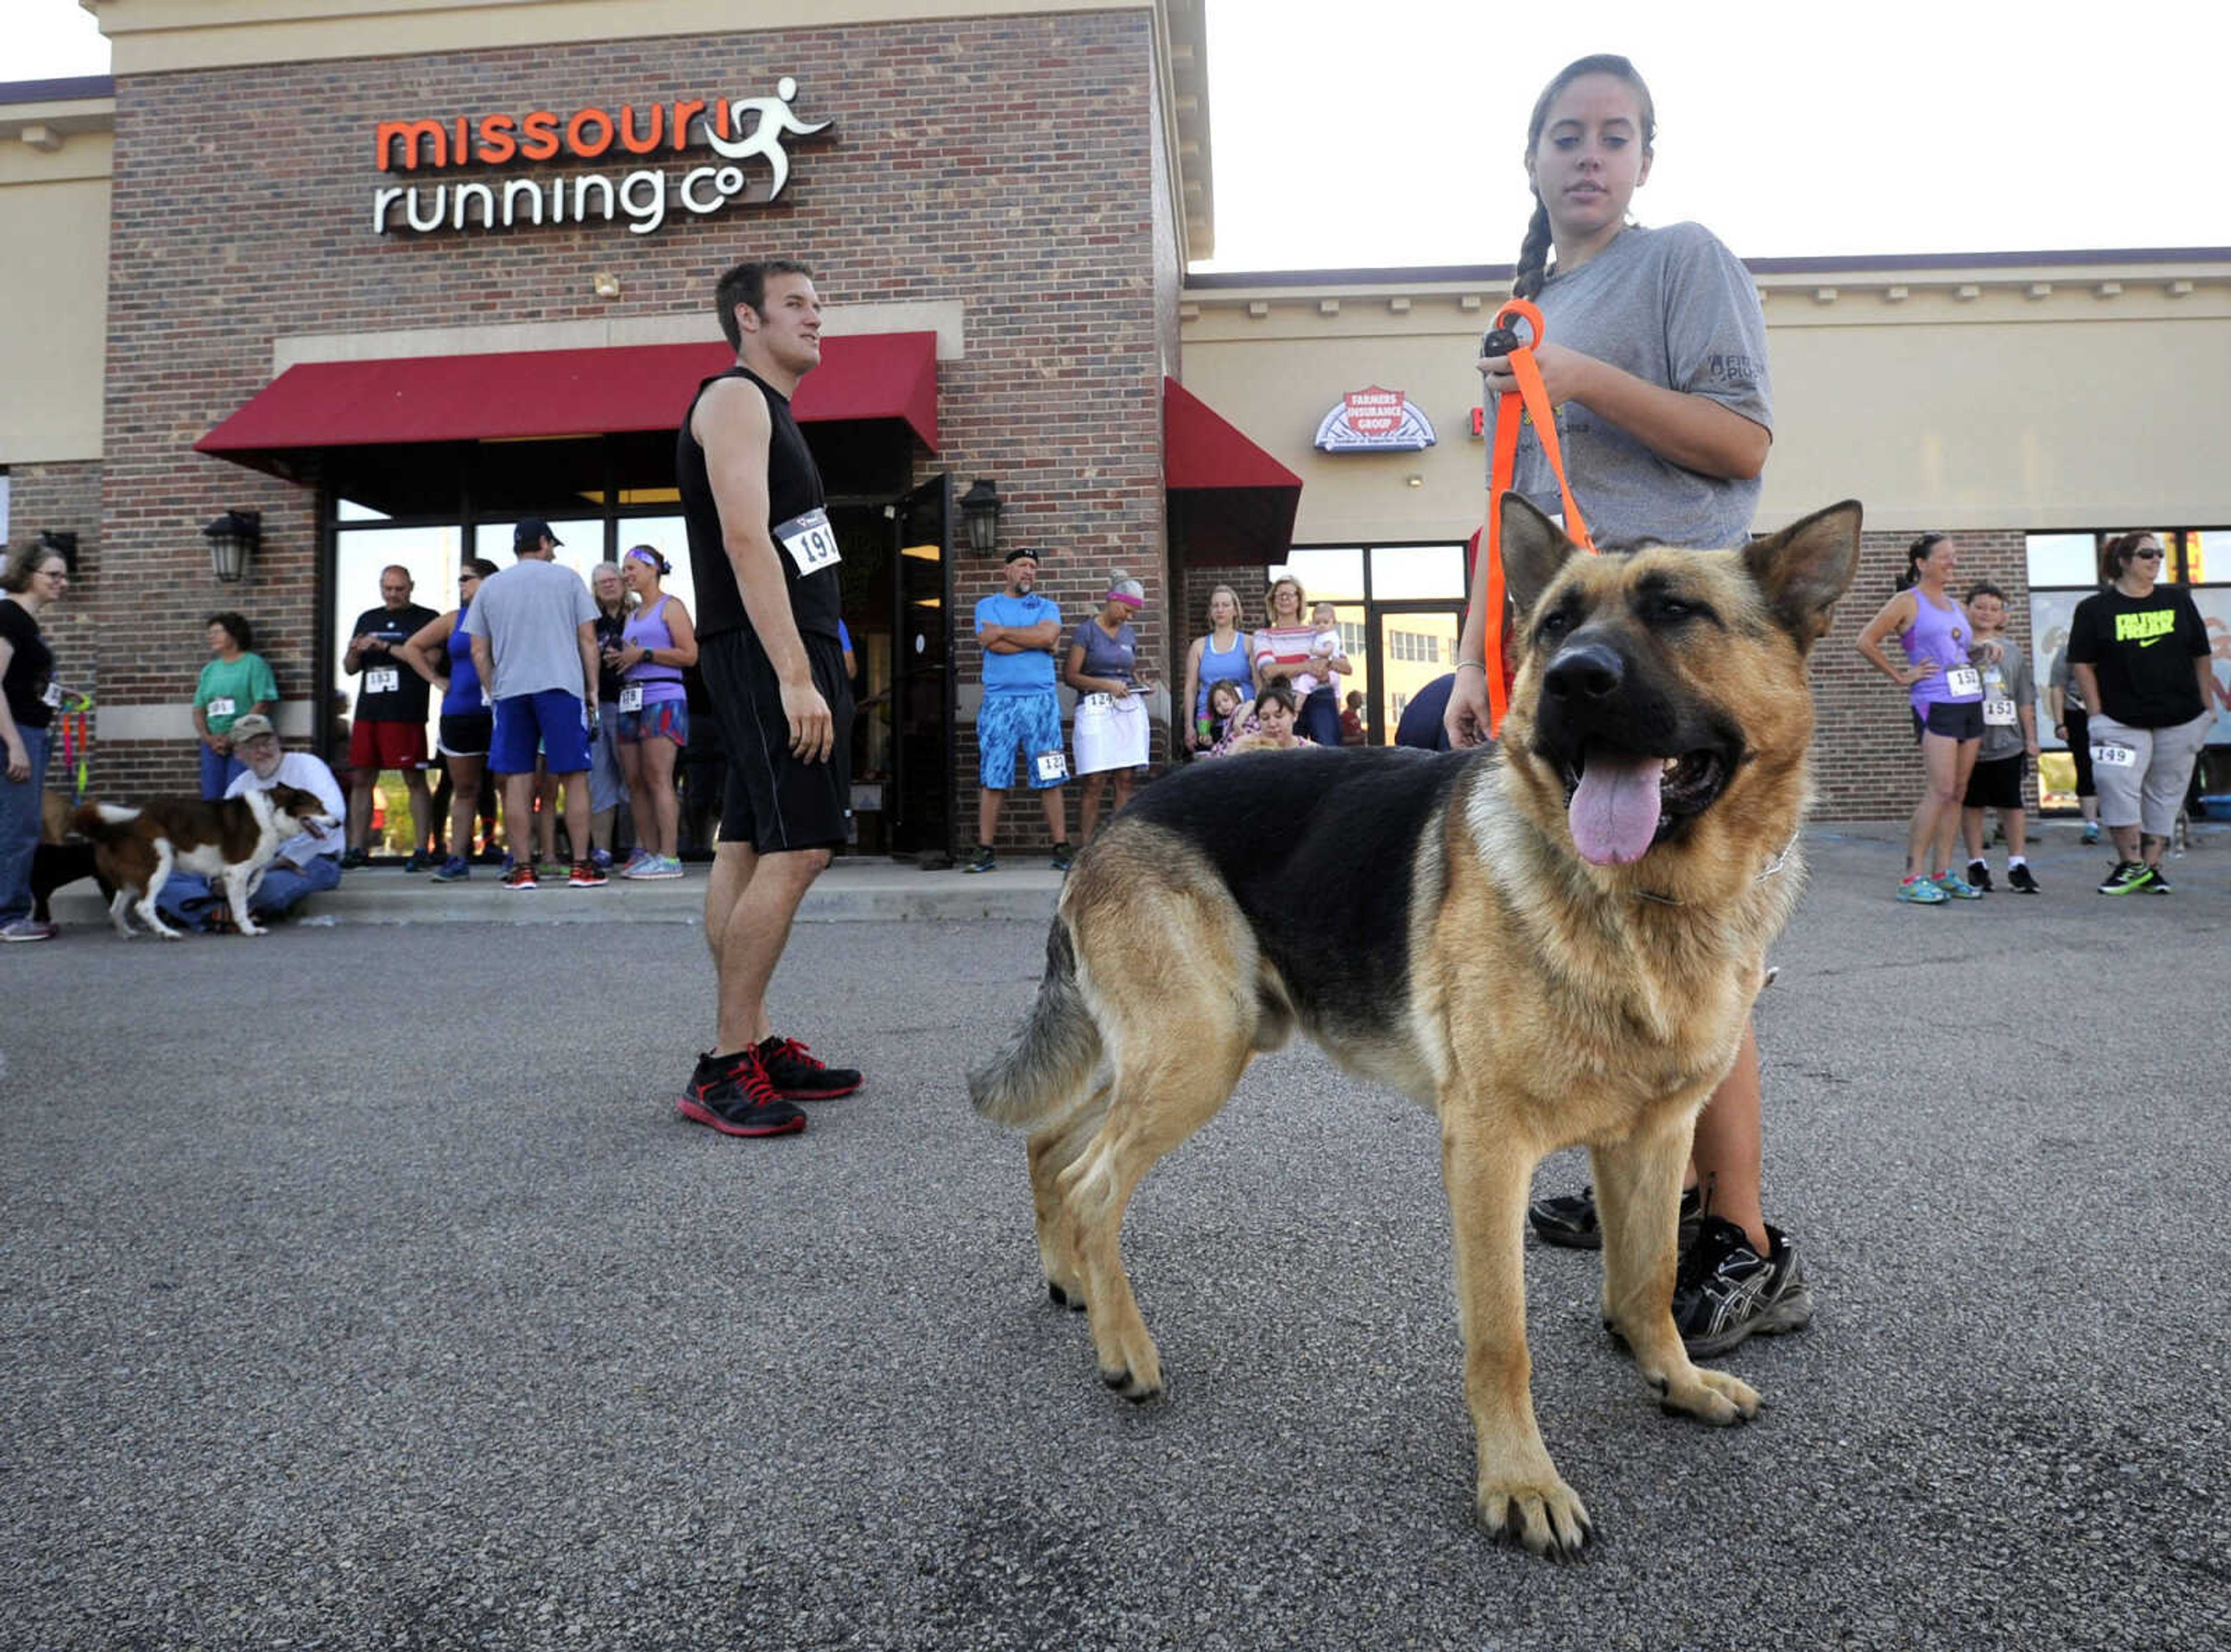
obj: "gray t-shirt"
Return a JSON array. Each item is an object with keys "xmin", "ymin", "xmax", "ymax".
[
  {"xmin": 1070, "ymin": 619, "xmax": 1139, "ymax": 688},
  {"xmin": 1489, "ymin": 221, "xmax": 1772, "ymax": 552},
  {"xmin": 1972, "ymin": 634, "xmax": 2036, "ymax": 763},
  {"xmin": 462, "ymin": 559, "xmax": 597, "ymax": 702}
]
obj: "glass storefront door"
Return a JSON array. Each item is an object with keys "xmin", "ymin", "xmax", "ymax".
[{"xmin": 1376, "ymin": 606, "xmax": 1462, "ymax": 744}]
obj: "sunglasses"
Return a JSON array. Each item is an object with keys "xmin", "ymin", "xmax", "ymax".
[{"xmin": 2130, "ymin": 548, "xmax": 2164, "ymax": 561}]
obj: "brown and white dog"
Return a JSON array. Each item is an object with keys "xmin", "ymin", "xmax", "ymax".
[{"xmin": 70, "ymin": 787, "xmax": 337, "ymax": 939}]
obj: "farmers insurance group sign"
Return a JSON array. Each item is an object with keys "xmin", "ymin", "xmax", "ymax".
[
  {"xmin": 1315, "ymin": 387, "xmax": 1437, "ymax": 453},
  {"xmin": 370, "ymin": 78, "xmax": 831, "ymax": 237}
]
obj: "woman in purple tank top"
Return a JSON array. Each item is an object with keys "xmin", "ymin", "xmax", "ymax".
[
  {"xmin": 1854, "ymin": 533, "xmax": 1996, "ymax": 903},
  {"xmin": 607, "ymin": 546, "xmax": 699, "ymax": 879}
]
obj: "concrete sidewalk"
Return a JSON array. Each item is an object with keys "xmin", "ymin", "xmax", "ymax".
[
  {"xmin": 45, "ymin": 853, "xmax": 1067, "ymax": 926},
  {"xmin": 44, "ymin": 815, "xmax": 2218, "ymax": 929}
]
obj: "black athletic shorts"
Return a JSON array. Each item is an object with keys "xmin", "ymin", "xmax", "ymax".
[
  {"xmin": 1963, "ymin": 752, "xmax": 2024, "ymax": 811},
  {"xmin": 1912, "ymin": 699, "xmax": 1985, "ymax": 743},
  {"xmin": 701, "ymin": 627, "xmax": 853, "ymax": 851},
  {"xmin": 438, "ymin": 711, "xmax": 494, "ymax": 758}
]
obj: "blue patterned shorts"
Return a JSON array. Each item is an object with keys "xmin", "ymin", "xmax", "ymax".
[{"xmin": 977, "ymin": 692, "xmax": 1067, "ymax": 789}]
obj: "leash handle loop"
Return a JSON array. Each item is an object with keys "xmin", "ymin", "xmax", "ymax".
[{"xmin": 1481, "ymin": 299, "xmax": 1595, "ymax": 737}]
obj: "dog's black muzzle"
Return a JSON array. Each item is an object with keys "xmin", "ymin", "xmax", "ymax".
[{"xmin": 1530, "ymin": 631, "xmax": 1745, "ymax": 836}]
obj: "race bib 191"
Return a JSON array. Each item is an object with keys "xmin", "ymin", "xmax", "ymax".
[
  {"xmin": 774, "ymin": 508, "xmax": 841, "ymax": 577},
  {"xmin": 618, "ymin": 684, "xmax": 644, "ymax": 713},
  {"xmin": 364, "ymin": 667, "xmax": 400, "ymax": 695},
  {"xmin": 1032, "ymin": 750, "xmax": 1070, "ymax": 784},
  {"xmin": 1943, "ymin": 667, "xmax": 1982, "ymax": 698},
  {"xmin": 2092, "ymin": 742, "xmax": 2139, "ymax": 770},
  {"xmin": 1982, "ymin": 697, "xmax": 2017, "ymax": 727}
]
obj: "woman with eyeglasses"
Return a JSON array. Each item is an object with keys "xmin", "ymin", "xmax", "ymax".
[
  {"xmin": 0, "ymin": 544, "xmax": 71, "ymax": 941},
  {"xmin": 398, "ymin": 558, "xmax": 504, "ymax": 881},
  {"xmin": 2064, "ymin": 533, "xmax": 2217, "ymax": 895}
]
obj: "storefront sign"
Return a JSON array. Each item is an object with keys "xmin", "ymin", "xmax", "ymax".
[
  {"xmin": 369, "ymin": 77, "xmax": 831, "ymax": 237},
  {"xmin": 1314, "ymin": 387, "xmax": 1436, "ymax": 452}
]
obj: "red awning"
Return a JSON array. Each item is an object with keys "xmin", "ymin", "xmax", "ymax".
[
  {"xmin": 196, "ymin": 332, "xmax": 939, "ymax": 471},
  {"xmin": 1163, "ymin": 376, "xmax": 1301, "ymax": 567}
]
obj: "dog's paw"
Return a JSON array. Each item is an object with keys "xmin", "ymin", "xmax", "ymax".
[
  {"xmin": 1477, "ymin": 1477, "xmax": 1594, "ymax": 1558},
  {"xmin": 1096, "ymin": 1360, "xmax": 1164, "ymax": 1403},
  {"xmin": 1046, "ymin": 1279, "xmax": 1088, "ymax": 1312},
  {"xmin": 238, "ymin": 921, "xmax": 267, "ymax": 937},
  {"xmin": 1652, "ymin": 1365, "xmax": 1760, "ymax": 1425}
]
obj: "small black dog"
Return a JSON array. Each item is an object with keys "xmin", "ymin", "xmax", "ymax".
[{"xmin": 33, "ymin": 791, "xmax": 114, "ymax": 925}]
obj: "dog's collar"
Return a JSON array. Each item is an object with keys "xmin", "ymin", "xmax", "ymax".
[{"xmin": 1631, "ymin": 829, "xmax": 1799, "ymax": 907}]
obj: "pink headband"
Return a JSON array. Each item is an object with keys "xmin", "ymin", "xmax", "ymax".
[{"xmin": 1106, "ymin": 590, "xmax": 1143, "ymax": 609}]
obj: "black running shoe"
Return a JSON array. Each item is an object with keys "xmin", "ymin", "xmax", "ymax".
[
  {"xmin": 2144, "ymin": 867, "xmax": 2172, "ymax": 895},
  {"xmin": 1049, "ymin": 841, "xmax": 1076, "ymax": 872},
  {"xmin": 1529, "ymin": 1183, "xmax": 1704, "ymax": 1251},
  {"xmin": 963, "ymin": 843, "xmax": 997, "ymax": 874},
  {"xmin": 677, "ymin": 1048, "xmax": 806, "ymax": 1137},
  {"xmin": 758, "ymin": 1036, "xmax": 862, "ymax": 1100},
  {"xmin": 1670, "ymin": 1216, "xmax": 1814, "ymax": 1357},
  {"xmin": 1965, "ymin": 859, "xmax": 1994, "ymax": 893},
  {"xmin": 2006, "ymin": 861, "xmax": 2039, "ymax": 894},
  {"xmin": 2098, "ymin": 861, "xmax": 2154, "ymax": 896}
]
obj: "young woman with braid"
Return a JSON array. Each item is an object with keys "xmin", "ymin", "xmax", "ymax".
[{"xmin": 1443, "ymin": 55, "xmax": 1807, "ymax": 1357}]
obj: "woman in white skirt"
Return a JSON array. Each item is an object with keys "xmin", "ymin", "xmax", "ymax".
[{"xmin": 1064, "ymin": 571, "xmax": 1153, "ymax": 841}]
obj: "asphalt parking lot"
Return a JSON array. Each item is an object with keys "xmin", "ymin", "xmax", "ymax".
[{"xmin": 2, "ymin": 821, "xmax": 2226, "ymax": 1650}]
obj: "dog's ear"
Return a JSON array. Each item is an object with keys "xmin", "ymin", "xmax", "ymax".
[
  {"xmin": 1742, "ymin": 500, "xmax": 1863, "ymax": 651},
  {"xmin": 1498, "ymin": 493, "xmax": 1584, "ymax": 619}
]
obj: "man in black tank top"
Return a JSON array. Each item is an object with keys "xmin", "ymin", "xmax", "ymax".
[{"xmin": 670, "ymin": 257, "xmax": 862, "ymax": 1139}]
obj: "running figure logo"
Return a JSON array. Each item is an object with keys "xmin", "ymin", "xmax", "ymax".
[{"xmin": 705, "ymin": 77, "xmax": 831, "ymax": 200}]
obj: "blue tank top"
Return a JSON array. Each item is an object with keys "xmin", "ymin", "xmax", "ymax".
[
  {"xmin": 1901, "ymin": 589, "xmax": 1982, "ymax": 713},
  {"xmin": 443, "ymin": 615, "xmax": 483, "ymax": 714},
  {"xmin": 1193, "ymin": 630, "xmax": 1253, "ymax": 718}
]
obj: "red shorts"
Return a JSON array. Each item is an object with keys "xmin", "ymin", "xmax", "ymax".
[{"xmin": 349, "ymin": 718, "xmax": 429, "ymax": 773}]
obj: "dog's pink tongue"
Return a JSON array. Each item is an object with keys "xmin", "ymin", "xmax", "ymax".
[{"xmin": 1569, "ymin": 752, "xmax": 1665, "ymax": 866}]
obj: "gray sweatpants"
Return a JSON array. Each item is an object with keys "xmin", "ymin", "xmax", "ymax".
[{"xmin": 2087, "ymin": 709, "xmax": 2212, "ymax": 836}]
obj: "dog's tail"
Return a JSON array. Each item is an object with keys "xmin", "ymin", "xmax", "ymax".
[
  {"xmin": 69, "ymin": 802, "xmax": 139, "ymax": 842},
  {"xmin": 968, "ymin": 918, "xmax": 1102, "ymax": 1127}
]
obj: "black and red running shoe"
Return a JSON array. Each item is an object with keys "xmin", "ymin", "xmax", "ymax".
[
  {"xmin": 677, "ymin": 1047, "xmax": 807, "ymax": 1137},
  {"xmin": 757, "ymin": 1036, "xmax": 863, "ymax": 1101}
]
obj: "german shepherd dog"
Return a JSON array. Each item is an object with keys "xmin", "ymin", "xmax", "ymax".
[{"xmin": 970, "ymin": 495, "xmax": 1861, "ymax": 1557}]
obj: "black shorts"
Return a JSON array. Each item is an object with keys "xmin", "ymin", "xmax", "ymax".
[
  {"xmin": 1963, "ymin": 753, "xmax": 2025, "ymax": 811},
  {"xmin": 438, "ymin": 711, "xmax": 493, "ymax": 758},
  {"xmin": 701, "ymin": 627, "xmax": 853, "ymax": 851},
  {"xmin": 1913, "ymin": 700, "xmax": 1985, "ymax": 743}
]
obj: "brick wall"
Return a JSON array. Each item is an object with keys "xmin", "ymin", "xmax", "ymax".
[{"xmin": 92, "ymin": 12, "xmax": 1172, "ymax": 845}]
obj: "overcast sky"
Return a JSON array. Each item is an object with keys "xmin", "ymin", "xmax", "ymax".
[{"xmin": 15, "ymin": 0, "xmax": 2231, "ymax": 271}]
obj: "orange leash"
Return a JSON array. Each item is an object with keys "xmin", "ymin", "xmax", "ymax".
[{"xmin": 1481, "ymin": 299, "xmax": 1596, "ymax": 737}]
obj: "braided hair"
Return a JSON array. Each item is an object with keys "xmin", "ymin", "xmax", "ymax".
[{"xmin": 1512, "ymin": 55, "xmax": 1658, "ymax": 301}]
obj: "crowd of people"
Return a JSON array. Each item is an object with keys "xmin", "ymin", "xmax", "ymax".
[
  {"xmin": 961, "ymin": 559, "xmax": 1357, "ymax": 875},
  {"xmin": 1859, "ymin": 530, "xmax": 2219, "ymax": 903}
]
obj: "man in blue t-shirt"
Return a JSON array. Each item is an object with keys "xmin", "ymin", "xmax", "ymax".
[{"xmin": 967, "ymin": 548, "xmax": 1072, "ymax": 873}]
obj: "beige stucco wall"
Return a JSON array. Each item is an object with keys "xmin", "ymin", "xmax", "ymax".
[
  {"xmin": 0, "ymin": 135, "xmax": 112, "ymax": 465},
  {"xmin": 1179, "ymin": 261, "xmax": 2231, "ymax": 544}
]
